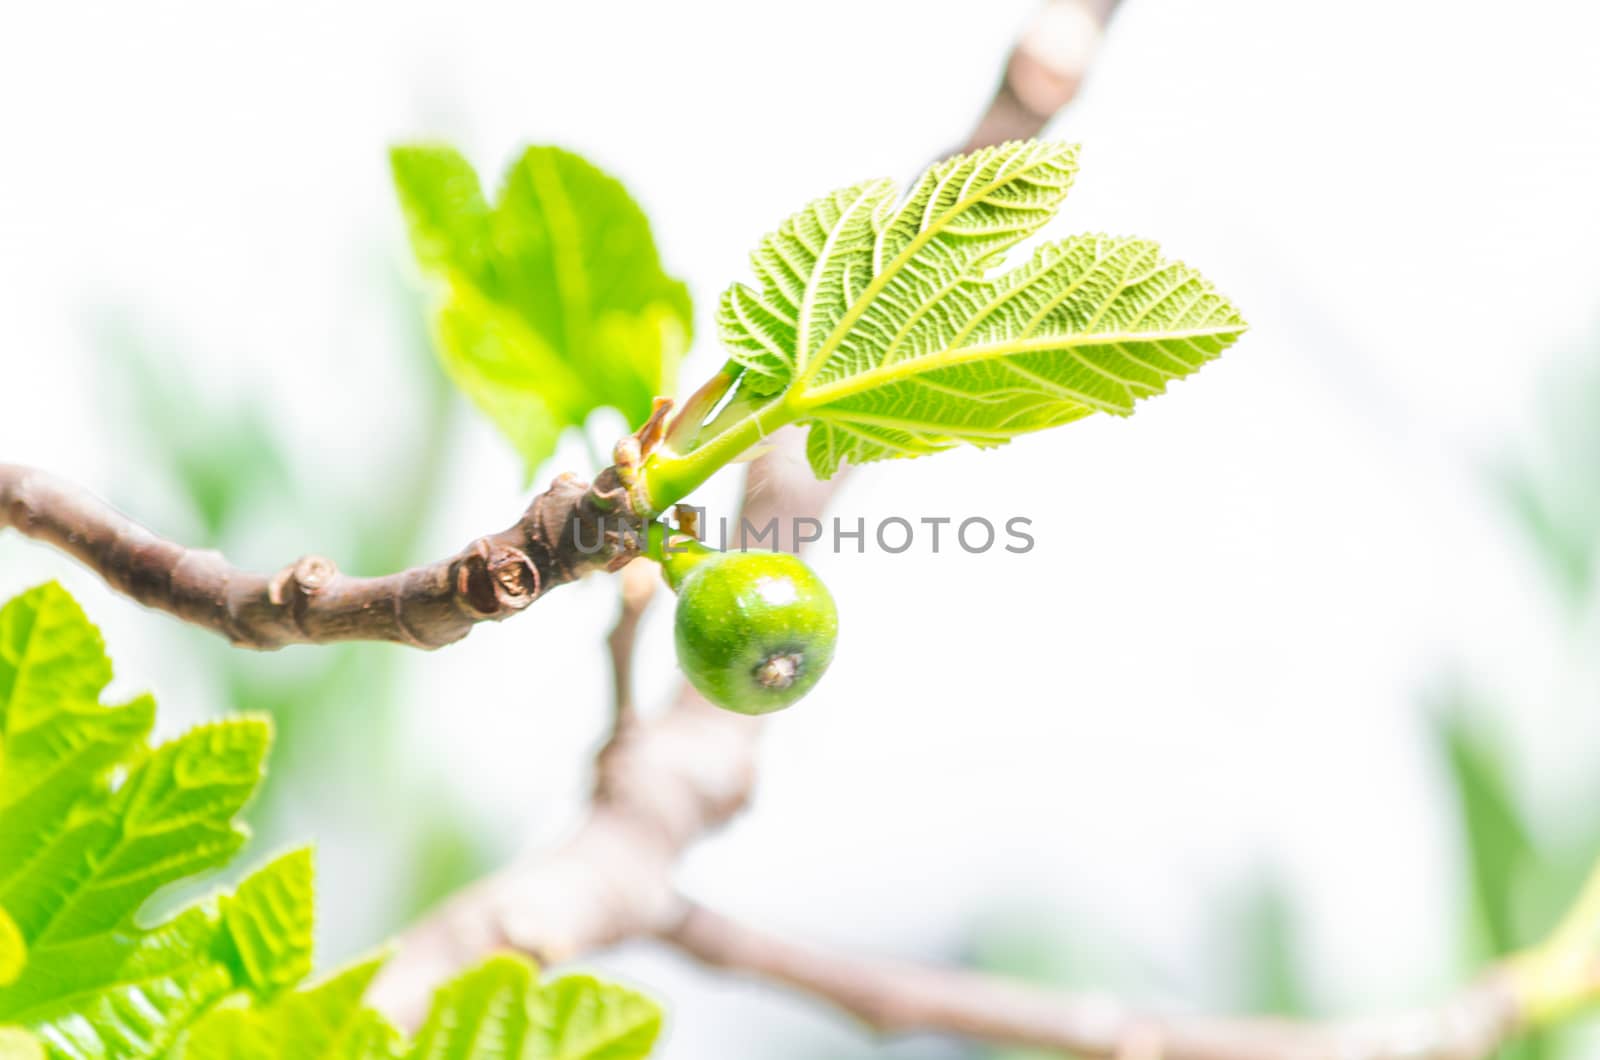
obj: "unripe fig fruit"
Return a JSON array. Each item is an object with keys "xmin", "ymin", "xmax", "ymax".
[{"xmin": 665, "ymin": 547, "xmax": 837, "ymax": 715}]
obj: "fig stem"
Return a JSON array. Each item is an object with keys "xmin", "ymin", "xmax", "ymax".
[{"xmin": 646, "ymin": 522, "xmax": 719, "ymax": 592}]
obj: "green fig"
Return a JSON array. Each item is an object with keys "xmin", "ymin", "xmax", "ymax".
[{"xmin": 663, "ymin": 545, "xmax": 837, "ymax": 716}]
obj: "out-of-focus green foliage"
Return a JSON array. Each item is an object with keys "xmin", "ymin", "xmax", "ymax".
[
  {"xmin": 1435, "ymin": 703, "xmax": 1539, "ymax": 960},
  {"xmin": 1226, "ymin": 875, "xmax": 1309, "ymax": 1019},
  {"xmin": 392, "ymin": 144, "xmax": 691, "ymax": 482},
  {"xmin": 1428, "ymin": 325, "xmax": 1600, "ymax": 1060},
  {"xmin": 1433, "ymin": 690, "xmax": 1553, "ymax": 1060},
  {"xmin": 1495, "ymin": 333, "xmax": 1600, "ymax": 608},
  {"xmin": 0, "ymin": 583, "xmax": 663, "ymax": 1060}
]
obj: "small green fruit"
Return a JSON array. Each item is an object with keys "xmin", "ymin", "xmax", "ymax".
[{"xmin": 668, "ymin": 548, "xmax": 838, "ymax": 715}]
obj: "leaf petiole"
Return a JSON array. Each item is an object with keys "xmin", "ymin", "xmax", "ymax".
[{"xmin": 637, "ymin": 390, "xmax": 800, "ymax": 514}]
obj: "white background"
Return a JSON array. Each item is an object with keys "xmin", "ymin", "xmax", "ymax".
[{"xmin": 4, "ymin": 1, "xmax": 1600, "ymax": 1055}]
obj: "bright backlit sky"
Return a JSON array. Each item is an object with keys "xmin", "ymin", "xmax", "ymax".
[{"xmin": 4, "ymin": 1, "xmax": 1600, "ymax": 1055}]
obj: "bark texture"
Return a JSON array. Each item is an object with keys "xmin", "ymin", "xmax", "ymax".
[{"xmin": 0, "ymin": 463, "xmax": 644, "ymax": 649}]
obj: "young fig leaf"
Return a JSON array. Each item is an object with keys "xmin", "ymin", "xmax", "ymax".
[{"xmin": 718, "ymin": 141, "xmax": 1246, "ymax": 478}]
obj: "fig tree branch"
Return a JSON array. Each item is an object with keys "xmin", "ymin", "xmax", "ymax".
[
  {"xmin": 0, "ymin": 461, "xmax": 645, "ymax": 650},
  {"xmin": 962, "ymin": 0, "xmax": 1121, "ymax": 153},
  {"xmin": 655, "ymin": 857, "xmax": 1600, "ymax": 1056},
  {"xmin": 662, "ymin": 901, "xmax": 1521, "ymax": 1060},
  {"xmin": 607, "ymin": 557, "xmax": 660, "ymax": 726}
]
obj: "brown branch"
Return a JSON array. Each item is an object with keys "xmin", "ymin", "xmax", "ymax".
[
  {"xmin": 0, "ymin": 461, "xmax": 646, "ymax": 650},
  {"xmin": 606, "ymin": 558, "xmax": 659, "ymax": 726},
  {"xmin": 961, "ymin": 0, "xmax": 1124, "ymax": 154},
  {"xmin": 663, "ymin": 902, "xmax": 1520, "ymax": 1060}
]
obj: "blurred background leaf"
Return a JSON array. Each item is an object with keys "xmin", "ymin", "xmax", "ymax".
[
  {"xmin": 1435, "ymin": 700, "xmax": 1537, "ymax": 960},
  {"xmin": 1227, "ymin": 874, "xmax": 1310, "ymax": 1019},
  {"xmin": 1492, "ymin": 323, "xmax": 1600, "ymax": 610},
  {"xmin": 391, "ymin": 144, "xmax": 692, "ymax": 482}
]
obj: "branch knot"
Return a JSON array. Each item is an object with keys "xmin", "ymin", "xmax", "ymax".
[{"xmin": 269, "ymin": 555, "xmax": 338, "ymax": 605}]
